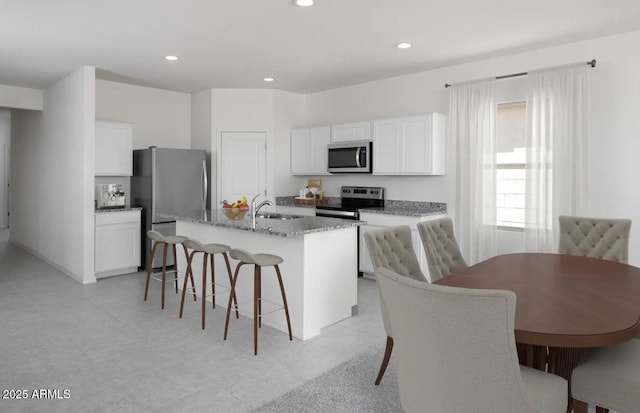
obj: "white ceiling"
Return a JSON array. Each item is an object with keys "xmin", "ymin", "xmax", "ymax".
[{"xmin": 2, "ymin": 0, "xmax": 640, "ymax": 94}]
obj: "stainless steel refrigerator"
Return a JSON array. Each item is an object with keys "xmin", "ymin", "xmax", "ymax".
[{"xmin": 132, "ymin": 147, "xmax": 208, "ymax": 269}]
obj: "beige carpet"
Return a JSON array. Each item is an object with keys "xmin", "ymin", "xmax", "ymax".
[{"xmin": 253, "ymin": 346, "xmax": 402, "ymax": 413}]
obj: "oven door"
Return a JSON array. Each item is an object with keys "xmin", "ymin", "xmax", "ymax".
[{"xmin": 327, "ymin": 141, "xmax": 371, "ymax": 173}]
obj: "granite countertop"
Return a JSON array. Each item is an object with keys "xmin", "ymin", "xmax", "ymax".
[
  {"xmin": 359, "ymin": 201, "xmax": 447, "ymax": 217},
  {"xmin": 276, "ymin": 196, "xmax": 447, "ymax": 217},
  {"xmin": 158, "ymin": 209, "xmax": 363, "ymax": 237},
  {"xmin": 95, "ymin": 207, "xmax": 143, "ymax": 214}
]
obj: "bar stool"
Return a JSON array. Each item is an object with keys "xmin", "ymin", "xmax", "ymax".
[
  {"xmin": 144, "ymin": 230, "xmax": 196, "ymax": 309},
  {"xmin": 223, "ymin": 249, "xmax": 293, "ymax": 355},
  {"xmin": 179, "ymin": 238, "xmax": 239, "ymax": 329}
]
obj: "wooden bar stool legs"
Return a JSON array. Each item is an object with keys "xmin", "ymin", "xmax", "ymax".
[
  {"xmin": 224, "ymin": 249, "xmax": 293, "ymax": 355},
  {"xmin": 179, "ymin": 238, "xmax": 239, "ymax": 329},
  {"xmin": 144, "ymin": 231, "xmax": 196, "ymax": 309}
]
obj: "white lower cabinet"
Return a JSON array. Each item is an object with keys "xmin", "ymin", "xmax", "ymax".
[
  {"xmin": 359, "ymin": 212, "xmax": 447, "ymax": 282},
  {"xmin": 95, "ymin": 210, "xmax": 141, "ymax": 278}
]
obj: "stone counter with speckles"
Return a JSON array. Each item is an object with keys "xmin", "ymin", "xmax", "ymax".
[
  {"xmin": 276, "ymin": 196, "xmax": 446, "ymax": 217},
  {"xmin": 158, "ymin": 209, "xmax": 362, "ymax": 238}
]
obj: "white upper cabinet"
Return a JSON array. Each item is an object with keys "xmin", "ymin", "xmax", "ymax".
[
  {"xmin": 95, "ymin": 121, "xmax": 133, "ymax": 176},
  {"xmin": 330, "ymin": 121, "xmax": 372, "ymax": 143},
  {"xmin": 372, "ymin": 113, "xmax": 445, "ymax": 175},
  {"xmin": 291, "ymin": 126, "xmax": 331, "ymax": 175}
]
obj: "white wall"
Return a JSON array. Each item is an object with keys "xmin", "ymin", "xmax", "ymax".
[
  {"xmin": 304, "ymin": 29, "xmax": 640, "ymax": 265},
  {"xmin": 191, "ymin": 89, "xmax": 214, "ymax": 208},
  {"xmin": 0, "ymin": 109, "xmax": 9, "ymax": 228},
  {"xmin": 10, "ymin": 67, "xmax": 96, "ymax": 283},
  {"xmin": 273, "ymin": 90, "xmax": 306, "ymax": 197},
  {"xmin": 96, "ymin": 80, "xmax": 191, "ymax": 150},
  {"xmin": 204, "ymin": 89, "xmax": 305, "ymax": 208},
  {"xmin": 0, "ymin": 84, "xmax": 43, "ymax": 111},
  {"xmin": 211, "ymin": 89, "xmax": 276, "ymax": 207}
]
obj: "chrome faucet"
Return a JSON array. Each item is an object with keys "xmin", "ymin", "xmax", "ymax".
[{"xmin": 251, "ymin": 193, "xmax": 272, "ymax": 221}]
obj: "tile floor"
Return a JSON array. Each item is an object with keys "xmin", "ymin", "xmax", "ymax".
[
  {"xmin": 0, "ymin": 230, "xmax": 386, "ymax": 412},
  {"xmin": 0, "ymin": 230, "xmax": 607, "ymax": 413}
]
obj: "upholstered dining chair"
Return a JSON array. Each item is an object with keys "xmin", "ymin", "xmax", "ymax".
[
  {"xmin": 364, "ymin": 225, "xmax": 426, "ymax": 385},
  {"xmin": 416, "ymin": 217, "xmax": 467, "ymax": 282},
  {"xmin": 571, "ymin": 339, "xmax": 640, "ymax": 413},
  {"xmin": 376, "ymin": 266, "xmax": 567, "ymax": 413},
  {"xmin": 558, "ymin": 215, "xmax": 632, "ymax": 263}
]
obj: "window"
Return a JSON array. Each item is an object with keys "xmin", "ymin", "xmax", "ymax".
[{"xmin": 496, "ymin": 101, "xmax": 526, "ymax": 229}]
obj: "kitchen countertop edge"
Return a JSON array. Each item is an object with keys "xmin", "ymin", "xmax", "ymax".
[
  {"xmin": 95, "ymin": 207, "xmax": 143, "ymax": 214},
  {"xmin": 159, "ymin": 210, "xmax": 363, "ymax": 238},
  {"xmin": 276, "ymin": 196, "xmax": 447, "ymax": 217}
]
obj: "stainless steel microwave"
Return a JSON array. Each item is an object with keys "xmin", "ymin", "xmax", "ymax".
[{"xmin": 327, "ymin": 141, "xmax": 372, "ymax": 173}]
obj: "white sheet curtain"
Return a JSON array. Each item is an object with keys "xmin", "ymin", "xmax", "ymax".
[
  {"xmin": 524, "ymin": 65, "xmax": 588, "ymax": 252},
  {"xmin": 449, "ymin": 80, "xmax": 497, "ymax": 264}
]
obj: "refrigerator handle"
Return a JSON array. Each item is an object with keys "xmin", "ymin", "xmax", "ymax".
[{"xmin": 201, "ymin": 160, "xmax": 208, "ymax": 212}]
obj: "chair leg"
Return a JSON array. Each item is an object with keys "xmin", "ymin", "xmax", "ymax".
[
  {"xmin": 210, "ymin": 253, "xmax": 216, "ymax": 309},
  {"xmin": 274, "ymin": 264, "xmax": 293, "ymax": 341},
  {"xmin": 172, "ymin": 244, "xmax": 178, "ymax": 293},
  {"xmin": 254, "ymin": 265, "xmax": 260, "ymax": 355},
  {"xmin": 224, "ymin": 262, "xmax": 244, "ymax": 340},
  {"xmin": 222, "ymin": 252, "xmax": 239, "ymax": 319},
  {"xmin": 257, "ymin": 266, "xmax": 262, "ymax": 329},
  {"xmin": 179, "ymin": 250, "xmax": 197, "ymax": 318},
  {"xmin": 181, "ymin": 243, "xmax": 197, "ymax": 301},
  {"xmin": 144, "ymin": 241, "xmax": 159, "ymax": 301},
  {"xmin": 375, "ymin": 336, "xmax": 394, "ymax": 385},
  {"xmin": 202, "ymin": 252, "xmax": 208, "ymax": 330},
  {"xmin": 161, "ymin": 243, "xmax": 168, "ymax": 309},
  {"xmin": 572, "ymin": 399, "xmax": 588, "ymax": 413}
]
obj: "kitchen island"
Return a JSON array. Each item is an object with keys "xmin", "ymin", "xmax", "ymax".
[{"xmin": 159, "ymin": 210, "xmax": 363, "ymax": 340}]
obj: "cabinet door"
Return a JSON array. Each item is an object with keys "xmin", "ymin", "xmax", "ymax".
[
  {"xmin": 372, "ymin": 114, "xmax": 446, "ymax": 176},
  {"xmin": 331, "ymin": 122, "xmax": 371, "ymax": 142},
  {"xmin": 291, "ymin": 129, "xmax": 312, "ymax": 175},
  {"xmin": 291, "ymin": 127, "xmax": 330, "ymax": 175},
  {"xmin": 309, "ymin": 127, "xmax": 330, "ymax": 174},
  {"xmin": 401, "ymin": 116, "xmax": 432, "ymax": 174},
  {"xmin": 95, "ymin": 211, "xmax": 141, "ymax": 276},
  {"xmin": 95, "ymin": 222, "xmax": 140, "ymax": 274},
  {"xmin": 372, "ymin": 118, "xmax": 401, "ymax": 174},
  {"xmin": 95, "ymin": 121, "xmax": 133, "ymax": 176}
]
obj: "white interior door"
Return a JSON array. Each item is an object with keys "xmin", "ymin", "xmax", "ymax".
[{"xmin": 219, "ymin": 132, "xmax": 267, "ymax": 206}]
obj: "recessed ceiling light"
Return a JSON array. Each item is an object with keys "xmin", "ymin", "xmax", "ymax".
[
  {"xmin": 292, "ymin": 0, "xmax": 315, "ymax": 6},
  {"xmin": 264, "ymin": 77, "xmax": 275, "ymax": 82},
  {"xmin": 395, "ymin": 42, "xmax": 412, "ymax": 49},
  {"xmin": 164, "ymin": 55, "xmax": 179, "ymax": 61}
]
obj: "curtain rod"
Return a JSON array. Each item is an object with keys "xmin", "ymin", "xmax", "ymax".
[{"xmin": 444, "ymin": 59, "xmax": 596, "ymax": 88}]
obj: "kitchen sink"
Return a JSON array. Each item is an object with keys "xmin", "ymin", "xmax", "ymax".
[{"xmin": 256, "ymin": 213, "xmax": 304, "ymax": 220}]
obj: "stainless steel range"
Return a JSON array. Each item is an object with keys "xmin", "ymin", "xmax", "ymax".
[
  {"xmin": 315, "ymin": 186, "xmax": 385, "ymax": 220},
  {"xmin": 316, "ymin": 186, "xmax": 385, "ymax": 276}
]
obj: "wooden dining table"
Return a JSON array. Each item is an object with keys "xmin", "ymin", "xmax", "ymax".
[{"xmin": 435, "ymin": 253, "xmax": 640, "ymax": 407}]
